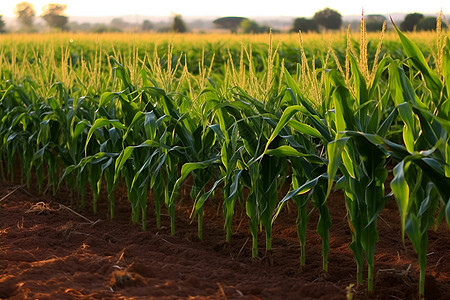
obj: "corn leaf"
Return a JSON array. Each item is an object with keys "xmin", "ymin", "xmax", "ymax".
[
  {"xmin": 391, "ymin": 160, "xmax": 410, "ymax": 242},
  {"xmin": 85, "ymin": 118, "xmax": 126, "ymax": 155},
  {"xmin": 326, "ymin": 137, "xmax": 350, "ymax": 197}
]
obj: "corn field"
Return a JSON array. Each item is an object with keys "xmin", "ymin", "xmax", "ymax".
[{"xmin": 1, "ymin": 18, "xmax": 449, "ymax": 297}]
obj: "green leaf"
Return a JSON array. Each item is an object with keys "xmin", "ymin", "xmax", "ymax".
[
  {"xmin": 377, "ymin": 108, "xmax": 397, "ymax": 138},
  {"xmin": 326, "ymin": 137, "xmax": 350, "ymax": 197},
  {"xmin": 349, "ymin": 54, "xmax": 369, "ymax": 107},
  {"xmin": 403, "ymin": 125, "xmax": 415, "ymax": 153},
  {"xmin": 284, "ymin": 67, "xmax": 303, "ymax": 105},
  {"xmin": 368, "ymin": 56, "xmax": 391, "ymax": 99},
  {"xmin": 265, "ymin": 105, "xmax": 304, "ymax": 153},
  {"xmin": 265, "ymin": 145, "xmax": 302, "ymax": 157},
  {"xmin": 73, "ymin": 120, "xmax": 89, "ymax": 140},
  {"xmin": 391, "ymin": 160, "xmax": 410, "ymax": 242},
  {"xmin": 446, "ymin": 138, "xmax": 450, "ymax": 177},
  {"xmin": 405, "ymin": 215, "xmax": 421, "ymax": 254},
  {"xmin": 99, "ymin": 92, "xmax": 121, "ymax": 108},
  {"xmin": 288, "ymin": 120, "xmax": 322, "ymax": 138},
  {"xmin": 168, "ymin": 158, "xmax": 219, "ymax": 206},
  {"xmin": 130, "ymin": 150, "xmax": 159, "ymax": 191},
  {"xmin": 332, "ymin": 86, "xmax": 352, "ymax": 132},
  {"xmin": 393, "ymin": 23, "xmax": 442, "ymax": 99},
  {"xmin": 397, "ymin": 102, "xmax": 414, "ymax": 129},
  {"xmin": 34, "ymin": 143, "xmax": 48, "ymax": 160},
  {"xmin": 341, "ymin": 144, "xmax": 357, "ymax": 179},
  {"xmin": 85, "ymin": 118, "xmax": 126, "ymax": 155},
  {"xmin": 143, "ymin": 111, "xmax": 157, "ymax": 140},
  {"xmin": 192, "ymin": 177, "xmax": 225, "ymax": 219},
  {"xmin": 0, "ymin": 85, "xmax": 14, "ymax": 102},
  {"xmin": 114, "ymin": 146, "xmax": 136, "ymax": 184},
  {"xmin": 123, "ymin": 111, "xmax": 144, "ymax": 141}
]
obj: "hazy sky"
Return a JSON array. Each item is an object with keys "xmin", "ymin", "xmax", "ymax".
[{"xmin": 1, "ymin": 0, "xmax": 449, "ymax": 17}]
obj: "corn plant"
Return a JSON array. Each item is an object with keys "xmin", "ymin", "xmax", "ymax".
[
  {"xmin": 325, "ymin": 56, "xmax": 394, "ymax": 291},
  {"xmin": 264, "ymin": 68, "xmax": 335, "ymax": 271},
  {"xmin": 387, "ymin": 24, "xmax": 450, "ymax": 296},
  {"xmin": 205, "ymin": 94, "xmax": 244, "ymax": 243},
  {"xmin": 0, "ymin": 81, "xmax": 39, "ymax": 187}
]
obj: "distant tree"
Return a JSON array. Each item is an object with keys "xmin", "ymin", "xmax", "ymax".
[
  {"xmin": 415, "ymin": 16, "xmax": 447, "ymax": 31},
  {"xmin": 41, "ymin": 4, "xmax": 68, "ymax": 30},
  {"xmin": 14, "ymin": 2, "xmax": 36, "ymax": 28},
  {"xmin": 291, "ymin": 17, "xmax": 318, "ymax": 33},
  {"xmin": 365, "ymin": 15, "xmax": 386, "ymax": 32},
  {"xmin": 92, "ymin": 24, "xmax": 121, "ymax": 33},
  {"xmin": 92, "ymin": 24, "xmax": 108, "ymax": 33},
  {"xmin": 142, "ymin": 20, "xmax": 153, "ymax": 31},
  {"xmin": 400, "ymin": 13, "xmax": 424, "ymax": 31},
  {"xmin": 240, "ymin": 19, "xmax": 269, "ymax": 33},
  {"xmin": 0, "ymin": 15, "xmax": 5, "ymax": 33},
  {"xmin": 172, "ymin": 14, "xmax": 187, "ymax": 33},
  {"xmin": 157, "ymin": 26, "xmax": 172, "ymax": 33},
  {"xmin": 313, "ymin": 7, "xmax": 342, "ymax": 30},
  {"xmin": 258, "ymin": 24, "xmax": 271, "ymax": 34},
  {"xmin": 241, "ymin": 19, "xmax": 260, "ymax": 33},
  {"xmin": 110, "ymin": 18, "xmax": 129, "ymax": 30},
  {"xmin": 67, "ymin": 21, "xmax": 93, "ymax": 32},
  {"xmin": 213, "ymin": 17, "xmax": 247, "ymax": 33}
]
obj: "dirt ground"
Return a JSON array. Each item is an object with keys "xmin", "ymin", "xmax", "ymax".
[{"xmin": 0, "ymin": 173, "xmax": 449, "ymax": 299}]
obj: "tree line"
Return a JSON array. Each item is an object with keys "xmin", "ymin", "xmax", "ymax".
[
  {"xmin": 0, "ymin": 1, "xmax": 185, "ymax": 33},
  {"xmin": 0, "ymin": 3, "xmax": 447, "ymax": 34},
  {"xmin": 213, "ymin": 9, "xmax": 446, "ymax": 33},
  {"xmin": 17, "ymin": 2, "xmax": 67, "ymax": 31},
  {"xmin": 290, "ymin": 8, "xmax": 446, "ymax": 33}
]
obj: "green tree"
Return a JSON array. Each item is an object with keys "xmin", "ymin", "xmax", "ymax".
[
  {"xmin": 172, "ymin": 14, "xmax": 187, "ymax": 33},
  {"xmin": 313, "ymin": 7, "xmax": 342, "ymax": 30},
  {"xmin": 291, "ymin": 17, "xmax": 318, "ymax": 33},
  {"xmin": 41, "ymin": 4, "xmax": 68, "ymax": 30},
  {"xmin": 241, "ymin": 19, "xmax": 260, "ymax": 33},
  {"xmin": 92, "ymin": 24, "xmax": 121, "ymax": 33},
  {"xmin": 400, "ymin": 13, "xmax": 424, "ymax": 31},
  {"xmin": 240, "ymin": 19, "xmax": 269, "ymax": 33},
  {"xmin": 0, "ymin": 15, "xmax": 5, "ymax": 33},
  {"xmin": 14, "ymin": 2, "xmax": 36, "ymax": 28},
  {"xmin": 110, "ymin": 18, "xmax": 129, "ymax": 31},
  {"xmin": 142, "ymin": 20, "xmax": 153, "ymax": 32},
  {"xmin": 416, "ymin": 16, "xmax": 447, "ymax": 31},
  {"xmin": 213, "ymin": 16, "xmax": 247, "ymax": 33},
  {"xmin": 365, "ymin": 15, "xmax": 386, "ymax": 32}
]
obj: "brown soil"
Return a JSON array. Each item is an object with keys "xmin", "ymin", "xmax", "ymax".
[{"xmin": 0, "ymin": 173, "xmax": 449, "ymax": 299}]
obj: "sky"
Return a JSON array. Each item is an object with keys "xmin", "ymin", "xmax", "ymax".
[{"xmin": 1, "ymin": 0, "xmax": 449, "ymax": 18}]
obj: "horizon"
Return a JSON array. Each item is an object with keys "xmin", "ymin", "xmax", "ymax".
[{"xmin": 1, "ymin": 0, "xmax": 449, "ymax": 18}]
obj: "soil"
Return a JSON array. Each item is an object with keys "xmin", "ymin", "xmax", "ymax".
[{"xmin": 0, "ymin": 171, "xmax": 449, "ymax": 299}]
